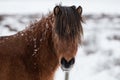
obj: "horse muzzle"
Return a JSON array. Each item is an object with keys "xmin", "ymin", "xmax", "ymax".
[{"xmin": 60, "ymin": 57, "xmax": 75, "ymax": 71}]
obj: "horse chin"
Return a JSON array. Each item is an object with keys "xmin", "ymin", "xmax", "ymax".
[{"xmin": 61, "ymin": 65, "xmax": 74, "ymax": 72}]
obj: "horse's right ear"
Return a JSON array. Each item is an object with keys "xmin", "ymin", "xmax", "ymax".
[
  {"xmin": 76, "ymin": 6, "xmax": 82, "ymax": 15},
  {"xmin": 54, "ymin": 6, "xmax": 60, "ymax": 15}
]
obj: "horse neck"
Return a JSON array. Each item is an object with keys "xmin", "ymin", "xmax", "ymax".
[
  {"xmin": 24, "ymin": 13, "xmax": 54, "ymax": 47},
  {"xmin": 23, "ymin": 13, "xmax": 59, "ymax": 77},
  {"xmin": 32, "ymin": 13, "xmax": 54, "ymax": 39}
]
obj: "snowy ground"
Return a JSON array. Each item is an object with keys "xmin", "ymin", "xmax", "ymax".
[
  {"xmin": 69, "ymin": 14, "xmax": 120, "ymax": 80},
  {"xmin": 0, "ymin": 0, "xmax": 120, "ymax": 80}
]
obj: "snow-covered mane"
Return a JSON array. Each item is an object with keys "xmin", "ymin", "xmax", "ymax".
[{"xmin": 0, "ymin": 5, "xmax": 83, "ymax": 80}]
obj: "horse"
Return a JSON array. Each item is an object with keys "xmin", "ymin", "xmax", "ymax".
[{"xmin": 0, "ymin": 5, "xmax": 83, "ymax": 80}]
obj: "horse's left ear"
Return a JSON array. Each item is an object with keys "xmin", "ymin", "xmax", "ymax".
[
  {"xmin": 76, "ymin": 6, "xmax": 82, "ymax": 15},
  {"xmin": 54, "ymin": 6, "xmax": 60, "ymax": 16}
]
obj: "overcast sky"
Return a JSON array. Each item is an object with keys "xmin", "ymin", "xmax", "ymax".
[{"xmin": 0, "ymin": 0, "xmax": 120, "ymax": 14}]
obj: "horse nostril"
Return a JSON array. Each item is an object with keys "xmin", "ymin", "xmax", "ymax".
[
  {"xmin": 69, "ymin": 58, "xmax": 75, "ymax": 65},
  {"xmin": 61, "ymin": 57, "xmax": 68, "ymax": 68},
  {"xmin": 61, "ymin": 57, "xmax": 75, "ymax": 69}
]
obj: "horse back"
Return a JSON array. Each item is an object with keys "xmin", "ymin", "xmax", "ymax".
[{"xmin": 0, "ymin": 34, "xmax": 27, "ymax": 56}]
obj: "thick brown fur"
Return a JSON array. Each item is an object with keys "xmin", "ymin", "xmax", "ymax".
[{"xmin": 0, "ymin": 5, "xmax": 83, "ymax": 80}]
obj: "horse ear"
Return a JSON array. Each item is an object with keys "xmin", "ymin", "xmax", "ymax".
[
  {"xmin": 76, "ymin": 6, "xmax": 82, "ymax": 15},
  {"xmin": 54, "ymin": 6, "xmax": 60, "ymax": 15}
]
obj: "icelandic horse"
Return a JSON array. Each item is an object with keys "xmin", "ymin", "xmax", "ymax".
[{"xmin": 0, "ymin": 5, "xmax": 83, "ymax": 80}]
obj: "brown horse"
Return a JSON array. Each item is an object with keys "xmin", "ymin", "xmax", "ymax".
[{"xmin": 0, "ymin": 5, "xmax": 83, "ymax": 80}]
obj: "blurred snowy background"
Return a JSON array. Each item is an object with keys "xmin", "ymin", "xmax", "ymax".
[{"xmin": 0, "ymin": 0, "xmax": 120, "ymax": 80}]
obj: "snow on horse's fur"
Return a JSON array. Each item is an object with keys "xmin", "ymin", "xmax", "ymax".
[{"xmin": 0, "ymin": 5, "xmax": 83, "ymax": 80}]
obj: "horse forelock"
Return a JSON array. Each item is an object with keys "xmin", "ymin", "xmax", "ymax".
[{"xmin": 54, "ymin": 5, "xmax": 83, "ymax": 43}]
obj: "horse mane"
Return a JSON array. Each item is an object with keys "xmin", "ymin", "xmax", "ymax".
[{"xmin": 54, "ymin": 5, "xmax": 83, "ymax": 44}]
